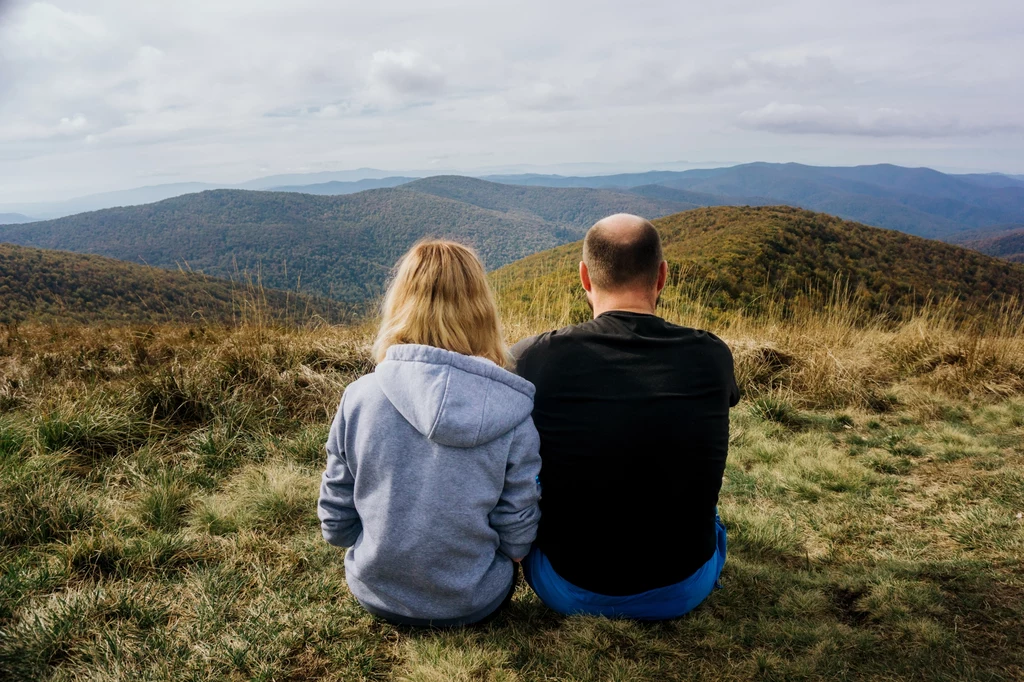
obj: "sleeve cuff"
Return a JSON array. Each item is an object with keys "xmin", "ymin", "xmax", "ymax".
[
  {"xmin": 322, "ymin": 523, "xmax": 361, "ymax": 548},
  {"xmin": 499, "ymin": 541, "xmax": 532, "ymax": 560}
]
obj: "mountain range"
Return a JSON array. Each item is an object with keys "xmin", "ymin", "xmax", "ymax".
[
  {"xmin": 0, "ymin": 243, "xmax": 347, "ymax": 325},
  {"xmin": 4, "ymin": 163, "xmax": 1022, "ymax": 231},
  {"xmin": 0, "ymin": 170, "xmax": 421, "ymax": 221},
  {"xmin": 485, "ymin": 163, "xmax": 1024, "ymax": 240},
  {"xmin": 0, "ymin": 179, "xmax": 690, "ymax": 303}
]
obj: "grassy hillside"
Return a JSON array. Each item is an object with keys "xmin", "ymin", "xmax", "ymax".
[
  {"xmin": 957, "ymin": 226, "xmax": 1024, "ymax": 263},
  {"xmin": 493, "ymin": 206, "xmax": 1024, "ymax": 325},
  {"xmin": 0, "ymin": 180, "xmax": 687, "ymax": 305},
  {"xmin": 0, "ymin": 243, "xmax": 348, "ymax": 325},
  {"xmin": 2, "ymin": 198, "xmax": 1023, "ymax": 681},
  {"xmin": 0, "ymin": 297, "xmax": 1022, "ymax": 680}
]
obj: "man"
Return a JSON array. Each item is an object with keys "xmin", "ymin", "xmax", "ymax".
[{"xmin": 511, "ymin": 213, "xmax": 739, "ymax": 620}]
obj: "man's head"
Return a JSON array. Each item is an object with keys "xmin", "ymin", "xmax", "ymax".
[{"xmin": 580, "ymin": 214, "xmax": 668, "ymax": 316}]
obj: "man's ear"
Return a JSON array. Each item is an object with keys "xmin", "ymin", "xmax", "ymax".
[
  {"xmin": 579, "ymin": 261, "xmax": 592, "ymax": 292},
  {"xmin": 656, "ymin": 260, "xmax": 668, "ymax": 293}
]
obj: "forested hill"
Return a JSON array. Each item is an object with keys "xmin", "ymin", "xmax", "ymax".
[
  {"xmin": 401, "ymin": 176, "xmax": 694, "ymax": 224},
  {"xmin": 956, "ymin": 227, "xmax": 1024, "ymax": 263},
  {"xmin": 0, "ymin": 180, "xmax": 692, "ymax": 303},
  {"xmin": 492, "ymin": 206, "xmax": 1024, "ymax": 320},
  {"xmin": 0, "ymin": 243, "xmax": 348, "ymax": 325}
]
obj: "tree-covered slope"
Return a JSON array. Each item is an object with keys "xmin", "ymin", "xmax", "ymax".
[
  {"xmin": 0, "ymin": 188, "xmax": 586, "ymax": 303},
  {"xmin": 492, "ymin": 206, "xmax": 1024, "ymax": 320},
  {"xmin": 0, "ymin": 179, "xmax": 697, "ymax": 304},
  {"xmin": 0, "ymin": 243, "xmax": 346, "ymax": 324},
  {"xmin": 957, "ymin": 226, "xmax": 1024, "ymax": 263},
  {"xmin": 401, "ymin": 176, "xmax": 692, "ymax": 226}
]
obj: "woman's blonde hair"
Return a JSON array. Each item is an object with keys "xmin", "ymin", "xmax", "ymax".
[{"xmin": 372, "ymin": 240, "xmax": 509, "ymax": 367}]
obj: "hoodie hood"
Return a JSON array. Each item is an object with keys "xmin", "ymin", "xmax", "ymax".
[{"xmin": 375, "ymin": 344, "xmax": 535, "ymax": 448}]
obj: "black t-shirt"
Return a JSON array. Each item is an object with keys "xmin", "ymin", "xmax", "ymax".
[{"xmin": 511, "ymin": 311, "xmax": 740, "ymax": 596}]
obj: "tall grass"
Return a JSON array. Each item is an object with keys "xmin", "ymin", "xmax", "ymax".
[
  {"xmin": 496, "ymin": 263, "xmax": 1024, "ymax": 410},
  {"xmin": 0, "ymin": 282, "xmax": 1022, "ymax": 680}
]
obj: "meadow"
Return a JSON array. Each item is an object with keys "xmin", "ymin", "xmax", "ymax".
[{"xmin": 1, "ymin": 286, "xmax": 1022, "ymax": 681}]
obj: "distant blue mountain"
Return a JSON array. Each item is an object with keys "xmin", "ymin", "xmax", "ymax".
[
  {"xmin": 486, "ymin": 163, "xmax": 1024, "ymax": 239},
  {"xmin": 269, "ymin": 177, "xmax": 416, "ymax": 194},
  {"xmin": 240, "ymin": 168, "xmax": 406, "ymax": 190},
  {"xmin": 0, "ymin": 213, "xmax": 35, "ymax": 225},
  {"xmin": 0, "ymin": 183, "xmax": 221, "ymax": 220},
  {"xmin": 5, "ymin": 162, "xmax": 1022, "ymax": 239},
  {"xmin": 0, "ymin": 172, "xmax": 429, "ymax": 219}
]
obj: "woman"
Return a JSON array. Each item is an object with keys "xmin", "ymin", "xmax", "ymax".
[{"xmin": 317, "ymin": 240, "xmax": 541, "ymax": 627}]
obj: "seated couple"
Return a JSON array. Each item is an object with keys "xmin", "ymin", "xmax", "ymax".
[{"xmin": 317, "ymin": 214, "xmax": 740, "ymax": 626}]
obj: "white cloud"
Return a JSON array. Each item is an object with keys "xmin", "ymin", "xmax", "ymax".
[
  {"xmin": 737, "ymin": 102, "xmax": 1022, "ymax": 138},
  {"xmin": 1, "ymin": 2, "xmax": 110, "ymax": 61},
  {"xmin": 368, "ymin": 49, "xmax": 446, "ymax": 99},
  {"xmin": 58, "ymin": 114, "xmax": 88, "ymax": 130}
]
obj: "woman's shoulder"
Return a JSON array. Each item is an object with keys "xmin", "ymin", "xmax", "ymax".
[{"xmin": 340, "ymin": 371, "xmax": 387, "ymax": 411}]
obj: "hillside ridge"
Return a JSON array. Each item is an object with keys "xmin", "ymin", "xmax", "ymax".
[
  {"xmin": 0, "ymin": 242, "xmax": 347, "ymax": 324},
  {"xmin": 493, "ymin": 205, "xmax": 1024, "ymax": 321},
  {"xmin": 0, "ymin": 180, "xmax": 694, "ymax": 303}
]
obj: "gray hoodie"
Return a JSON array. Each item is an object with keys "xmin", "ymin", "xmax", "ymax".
[{"xmin": 317, "ymin": 344, "xmax": 542, "ymax": 625}]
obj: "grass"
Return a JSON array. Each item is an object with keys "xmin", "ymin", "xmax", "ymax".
[{"xmin": 0, "ymin": 295, "xmax": 1022, "ymax": 681}]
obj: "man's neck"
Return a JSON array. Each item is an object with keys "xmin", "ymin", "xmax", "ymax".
[{"xmin": 590, "ymin": 297, "xmax": 657, "ymax": 318}]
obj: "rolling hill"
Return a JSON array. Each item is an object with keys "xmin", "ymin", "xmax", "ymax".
[
  {"xmin": 0, "ymin": 213, "xmax": 34, "ymax": 225},
  {"xmin": 0, "ymin": 243, "xmax": 347, "ymax": 325},
  {"xmin": 955, "ymin": 226, "xmax": 1024, "ymax": 263},
  {"xmin": 0, "ymin": 179, "xmax": 694, "ymax": 304},
  {"xmin": 487, "ymin": 164, "xmax": 1024, "ymax": 240},
  {"xmin": 491, "ymin": 206, "xmax": 1024, "ymax": 323},
  {"xmin": 400, "ymin": 176, "xmax": 693, "ymax": 226}
]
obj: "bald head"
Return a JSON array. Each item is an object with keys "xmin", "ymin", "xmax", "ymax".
[{"xmin": 582, "ymin": 213, "xmax": 664, "ymax": 292}]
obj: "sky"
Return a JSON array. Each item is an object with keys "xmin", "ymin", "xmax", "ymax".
[{"xmin": 1, "ymin": 0, "xmax": 1022, "ymax": 203}]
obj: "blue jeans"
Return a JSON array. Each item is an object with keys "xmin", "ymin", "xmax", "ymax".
[{"xmin": 523, "ymin": 516, "xmax": 726, "ymax": 620}]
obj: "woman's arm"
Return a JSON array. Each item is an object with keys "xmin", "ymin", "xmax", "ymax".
[
  {"xmin": 317, "ymin": 394, "xmax": 363, "ymax": 547},
  {"xmin": 489, "ymin": 420, "xmax": 542, "ymax": 560}
]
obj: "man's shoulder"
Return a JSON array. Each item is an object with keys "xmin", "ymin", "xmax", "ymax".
[
  {"xmin": 509, "ymin": 323, "xmax": 597, "ymax": 378},
  {"xmin": 510, "ymin": 321, "xmax": 595, "ymax": 360},
  {"xmin": 689, "ymin": 327, "xmax": 734, "ymax": 355}
]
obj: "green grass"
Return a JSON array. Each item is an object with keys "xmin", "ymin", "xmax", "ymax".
[{"xmin": 1, "ymin": 322, "xmax": 1022, "ymax": 681}]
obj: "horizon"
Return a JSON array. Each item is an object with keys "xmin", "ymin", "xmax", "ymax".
[{"xmin": 2, "ymin": 159, "xmax": 1022, "ymax": 215}]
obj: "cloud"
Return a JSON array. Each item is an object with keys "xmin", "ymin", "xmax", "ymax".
[
  {"xmin": 0, "ymin": 0, "xmax": 1023, "ymax": 201},
  {"xmin": 1, "ymin": 2, "xmax": 110, "ymax": 61},
  {"xmin": 737, "ymin": 102, "xmax": 1022, "ymax": 138},
  {"xmin": 58, "ymin": 114, "xmax": 88, "ymax": 130},
  {"xmin": 674, "ymin": 53, "xmax": 842, "ymax": 95},
  {"xmin": 368, "ymin": 49, "xmax": 445, "ymax": 98}
]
